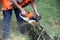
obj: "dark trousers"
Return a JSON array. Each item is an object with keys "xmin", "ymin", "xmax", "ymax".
[{"xmin": 2, "ymin": 8, "xmax": 24, "ymax": 39}]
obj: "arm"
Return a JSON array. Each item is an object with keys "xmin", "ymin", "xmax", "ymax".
[
  {"xmin": 30, "ymin": 0, "xmax": 39, "ymax": 16},
  {"xmin": 11, "ymin": 0, "xmax": 27, "ymax": 15}
]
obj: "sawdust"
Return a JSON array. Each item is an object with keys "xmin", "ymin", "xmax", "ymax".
[
  {"xmin": 55, "ymin": 19, "xmax": 60, "ymax": 33},
  {"xmin": 0, "ymin": 13, "xmax": 3, "ymax": 19},
  {"xmin": 0, "ymin": 31, "xmax": 2, "ymax": 40},
  {"xmin": 55, "ymin": 19, "xmax": 60, "ymax": 26}
]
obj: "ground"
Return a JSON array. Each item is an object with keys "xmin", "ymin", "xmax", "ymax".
[{"xmin": 0, "ymin": 0, "xmax": 60, "ymax": 40}]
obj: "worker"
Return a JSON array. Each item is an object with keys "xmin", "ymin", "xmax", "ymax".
[{"xmin": 1, "ymin": 0, "xmax": 40, "ymax": 40}]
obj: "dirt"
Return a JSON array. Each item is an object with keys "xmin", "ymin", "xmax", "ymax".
[{"xmin": 55, "ymin": 19, "xmax": 60, "ymax": 33}]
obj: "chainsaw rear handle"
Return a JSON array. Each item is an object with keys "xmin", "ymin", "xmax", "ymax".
[
  {"xmin": 27, "ymin": 12, "xmax": 41, "ymax": 22},
  {"xmin": 35, "ymin": 16, "xmax": 41, "ymax": 22}
]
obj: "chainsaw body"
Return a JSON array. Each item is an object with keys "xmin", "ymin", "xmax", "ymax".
[{"xmin": 20, "ymin": 12, "xmax": 41, "ymax": 25}]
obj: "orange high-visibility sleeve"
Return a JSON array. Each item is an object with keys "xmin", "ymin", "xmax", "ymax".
[
  {"xmin": 1, "ymin": 0, "xmax": 12, "ymax": 10},
  {"xmin": 20, "ymin": 0, "xmax": 33, "ymax": 7}
]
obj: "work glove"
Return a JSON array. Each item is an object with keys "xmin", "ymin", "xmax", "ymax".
[{"xmin": 30, "ymin": 15, "xmax": 41, "ymax": 22}]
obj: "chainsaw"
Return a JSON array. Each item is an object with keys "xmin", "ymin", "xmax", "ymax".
[{"xmin": 20, "ymin": 12, "xmax": 41, "ymax": 26}]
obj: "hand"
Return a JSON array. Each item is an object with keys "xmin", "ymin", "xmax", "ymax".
[
  {"xmin": 21, "ymin": 9, "xmax": 27, "ymax": 15},
  {"xmin": 33, "ymin": 14, "xmax": 41, "ymax": 22}
]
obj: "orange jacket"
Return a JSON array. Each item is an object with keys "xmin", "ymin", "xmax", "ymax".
[
  {"xmin": 20, "ymin": 0, "xmax": 33, "ymax": 7},
  {"xmin": 1, "ymin": 0, "xmax": 12, "ymax": 10},
  {"xmin": 1, "ymin": 0, "xmax": 33, "ymax": 10}
]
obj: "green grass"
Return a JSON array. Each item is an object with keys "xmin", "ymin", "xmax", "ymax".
[{"xmin": 0, "ymin": 0, "xmax": 60, "ymax": 40}]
